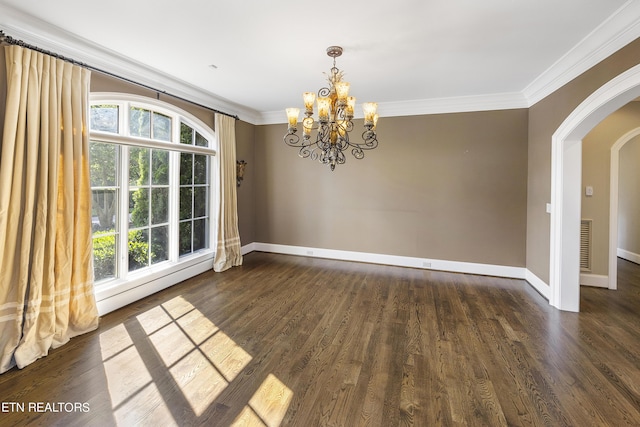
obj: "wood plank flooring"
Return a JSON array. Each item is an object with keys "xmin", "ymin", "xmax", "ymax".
[{"xmin": 1, "ymin": 252, "xmax": 639, "ymax": 426}]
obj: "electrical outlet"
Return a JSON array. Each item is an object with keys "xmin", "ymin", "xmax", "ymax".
[{"xmin": 585, "ymin": 186, "xmax": 594, "ymax": 197}]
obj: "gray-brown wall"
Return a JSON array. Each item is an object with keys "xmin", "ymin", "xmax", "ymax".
[
  {"xmin": 526, "ymin": 38, "xmax": 640, "ymax": 284},
  {"xmin": 254, "ymin": 110, "xmax": 529, "ymax": 266},
  {"xmin": 236, "ymin": 120, "xmax": 256, "ymax": 245}
]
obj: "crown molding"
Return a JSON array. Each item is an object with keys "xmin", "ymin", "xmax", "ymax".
[
  {"xmin": 523, "ymin": 0, "xmax": 640, "ymax": 106},
  {"xmin": 0, "ymin": 5, "xmax": 261, "ymax": 123},
  {"xmin": 2, "ymin": 1, "xmax": 639, "ymax": 125},
  {"xmin": 256, "ymin": 92, "xmax": 529, "ymax": 125}
]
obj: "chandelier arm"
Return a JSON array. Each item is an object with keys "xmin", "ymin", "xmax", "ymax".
[
  {"xmin": 351, "ymin": 146, "xmax": 365, "ymax": 160},
  {"xmin": 283, "ymin": 131, "xmax": 301, "ymax": 147},
  {"xmin": 299, "ymin": 145, "xmax": 314, "ymax": 159},
  {"xmin": 360, "ymin": 129, "xmax": 379, "ymax": 149},
  {"xmin": 339, "ymin": 130, "xmax": 378, "ymax": 150},
  {"xmin": 344, "ymin": 119, "xmax": 354, "ymax": 133}
]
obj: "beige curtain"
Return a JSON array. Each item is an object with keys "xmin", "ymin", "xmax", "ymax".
[
  {"xmin": 0, "ymin": 46, "xmax": 99, "ymax": 374},
  {"xmin": 213, "ymin": 113, "xmax": 243, "ymax": 272}
]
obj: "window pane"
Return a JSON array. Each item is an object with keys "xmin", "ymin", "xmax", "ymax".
[
  {"xmin": 90, "ymin": 105, "xmax": 119, "ymax": 133},
  {"xmin": 130, "ymin": 188, "xmax": 149, "ymax": 228},
  {"xmin": 129, "ymin": 229, "xmax": 149, "ymax": 272},
  {"xmin": 180, "ymin": 187, "xmax": 192, "ymax": 221},
  {"xmin": 91, "ymin": 140, "xmax": 119, "ymax": 282},
  {"xmin": 194, "ymin": 155, "xmax": 207, "ymax": 184},
  {"xmin": 152, "ymin": 150, "xmax": 169, "ymax": 185},
  {"xmin": 195, "ymin": 132, "xmax": 208, "ymax": 147},
  {"xmin": 180, "ymin": 153, "xmax": 193, "ymax": 185},
  {"xmin": 153, "ymin": 112, "xmax": 171, "ymax": 141},
  {"xmin": 180, "ymin": 122, "xmax": 193, "ymax": 145},
  {"xmin": 193, "ymin": 219, "xmax": 207, "ymax": 252},
  {"xmin": 130, "ymin": 107, "xmax": 151, "ymax": 138},
  {"xmin": 179, "ymin": 222, "xmax": 192, "ymax": 256},
  {"xmin": 92, "ymin": 189, "xmax": 118, "ymax": 232},
  {"xmin": 130, "ymin": 147, "xmax": 150, "ymax": 186},
  {"xmin": 90, "ymin": 142, "xmax": 117, "ymax": 187},
  {"xmin": 90, "ymin": 99, "xmax": 215, "ymax": 286},
  {"xmin": 193, "ymin": 187, "xmax": 207, "ymax": 218},
  {"xmin": 93, "ymin": 233, "xmax": 117, "ymax": 281},
  {"xmin": 151, "ymin": 187, "xmax": 169, "ymax": 225},
  {"xmin": 151, "ymin": 226, "xmax": 169, "ymax": 264}
]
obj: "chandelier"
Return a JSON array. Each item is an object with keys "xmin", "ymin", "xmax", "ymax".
[{"xmin": 284, "ymin": 46, "xmax": 379, "ymax": 171}]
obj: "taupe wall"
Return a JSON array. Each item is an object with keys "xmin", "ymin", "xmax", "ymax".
[
  {"xmin": 581, "ymin": 102, "xmax": 640, "ymax": 275},
  {"xmin": 526, "ymin": 38, "xmax": 640, "ymax": 284},
  {"xmin": 619, "ymin": 135, "xmax": 640, "ymax": 256},
  {"xmin": 254, "ymin": 110, "xmax": 529, "ymax": 267},
  {"xmin": 236, "ymin": 120, "xmax": 256, "ymax": 245}
]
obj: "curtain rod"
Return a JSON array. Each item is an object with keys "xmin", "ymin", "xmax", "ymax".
[{"xmin": 0, "ymin": 30, "xmax": 240, "ymax": 121}]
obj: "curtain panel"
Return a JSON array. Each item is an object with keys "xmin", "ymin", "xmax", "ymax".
[
  {"xmin": 0, "ymin": 45, "xmax": 99, "ymax": 374},
  {"xmin": 213, "ymin": 113, "xmax": 243, "ymax": 272}
]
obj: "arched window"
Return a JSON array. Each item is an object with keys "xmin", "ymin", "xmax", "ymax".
[{"xmin": 89, "ymin": 93, "xmax": 217, "ymax": 313}]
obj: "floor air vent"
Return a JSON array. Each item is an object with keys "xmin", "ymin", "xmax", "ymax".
[{"xmin": 580, "ymin": 219, "xmax": 592, "ymax": 272}]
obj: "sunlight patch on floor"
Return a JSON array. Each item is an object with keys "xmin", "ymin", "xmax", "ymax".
[
  {"xmin": 113, "ymin": 383, "xmax": 178, "ymax": 426},
  {"xmin": 200, "ymin": 329, "xmax": 252, "ymax": 382},
  {"xmin": 99, "ymin": 323, "xmax": 177, "ymax": 426},
  {"xmin": 139, "ymin": 295, "xmax": 252, "ymax": 416},
  {"xmin": 231, "ymin": 406, "xmax": 268, "ymax": 426},
  {"xmin": 232, "ymin": 374, "xmax": 293, "ymax": 427},
  {"xmin": 169, "ymin": 348, "xmax": 229, "ymax": 416},
  {"xmin": 100, "ymin": 295, "xmax": 291, "ymax": 423}
]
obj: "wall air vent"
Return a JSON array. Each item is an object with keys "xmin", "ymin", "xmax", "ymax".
[{"xmin": 580, "ymin": 219, "xmax": 592, "ymax": 272}]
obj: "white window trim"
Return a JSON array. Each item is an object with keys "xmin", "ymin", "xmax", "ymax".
[{"xmin": 89, "ymin": 93, "xmax": 218, "ymax": 316}]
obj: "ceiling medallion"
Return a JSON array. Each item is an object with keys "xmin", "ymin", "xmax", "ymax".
[{"xmin": 284, "ymin": 46, "xmax": 379, "ymax": 171}]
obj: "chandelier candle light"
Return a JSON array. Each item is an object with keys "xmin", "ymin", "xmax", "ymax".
[{"xmin": 284, "ymin": 46, "xmax": 379, "ymax": 171}]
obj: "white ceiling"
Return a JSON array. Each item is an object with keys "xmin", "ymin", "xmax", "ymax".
[{"xmin": 1, "ymin": 0, "xmax": 639, "ymax": 124}]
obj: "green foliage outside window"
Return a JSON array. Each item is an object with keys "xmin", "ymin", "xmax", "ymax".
[
  {"xmin": 90, "ymin": 104, "xmax": 211, "ymax": 283},
  {"xmin": 93, "ymin": 232, "xmax": 116, "ymax": 281},
  {"xmin": 93, "ymin": 230, "xmax": 152, "ymax": 280}
]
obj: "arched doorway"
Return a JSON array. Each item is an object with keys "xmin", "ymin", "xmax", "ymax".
[
  {"xmin": 608, "ymin": 127, "xmax": 640, "ymax": 291},
  {"xmin": 550, "ymin": 63, "xmax": 640, "ymax": 312}
]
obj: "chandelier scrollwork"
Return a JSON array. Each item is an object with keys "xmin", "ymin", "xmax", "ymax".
[{"xmin": 284, "ymin": 46, "xmax": 379, "ymax": 171}]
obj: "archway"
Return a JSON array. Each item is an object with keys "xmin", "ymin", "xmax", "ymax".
[
  {"xmin": 609, "ymin": 127, "xmax": 640, "ymax": 291},
  {"xmin": 550, "ymin": 63, "xmax": 640, "ymax": 312}
]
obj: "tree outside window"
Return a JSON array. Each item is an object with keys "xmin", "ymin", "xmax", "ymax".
[{"xmin": 89, "ymin": 100, "xmax": 214, "ymax": 284}]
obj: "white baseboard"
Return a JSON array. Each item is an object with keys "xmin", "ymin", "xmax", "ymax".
[
  {"xmin": 252, "ymin": 242, "xmax": 527, "ymax": 280},
  {"xmin": 241, "ymin": 242, "xmax": 256, "ymax": 255},
  {"xmin": 95, "ymin": 242, "xmax": 551, "ymax": 317},
  {"xmin": 580, "ymin": 273, "xmax": 609, "ymax": 288},
  {"xmin": 617, "ymin": 248, "xmax": 640, "ymax": 265},
  {"xmin": 524, "ymin": 269, "xmax": 551, "ymax": 300}
]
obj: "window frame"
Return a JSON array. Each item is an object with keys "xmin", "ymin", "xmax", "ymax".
[{"xmin": 89, "ymin": 93, "xmax": 218, "ymax": 312}]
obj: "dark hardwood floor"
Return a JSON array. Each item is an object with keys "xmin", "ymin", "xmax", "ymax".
[{"xmin": 1, "ymin": 252, "xmax": 639, "ymax": 426}]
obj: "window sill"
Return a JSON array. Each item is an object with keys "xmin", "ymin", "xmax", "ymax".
[{"xmin": 94, "ymin": 250, "xmax": 215, "ymax": 316}]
